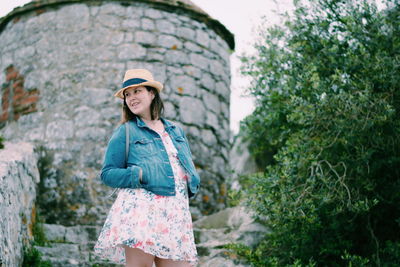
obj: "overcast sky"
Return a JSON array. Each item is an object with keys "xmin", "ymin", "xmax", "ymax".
[{"xmin": 0, "ymin": 0, "xmax": 294, "ymax": 134}]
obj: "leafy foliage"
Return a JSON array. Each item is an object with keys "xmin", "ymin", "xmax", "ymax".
[
  {"xmin": 22, "ymin": 246, "xmax": 52, "ymax": 267},
  {"xmin": 236, "ymin": 0, "xmax": 400, "ymax": 266},
  {"xmin": 32, "ymin": 211, "xmax": 49, "ymax": 247}
]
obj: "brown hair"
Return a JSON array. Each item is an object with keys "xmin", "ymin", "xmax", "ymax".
[{"xmin": 120, "ymin": 86, "xmax": 164, "ymax": 124}]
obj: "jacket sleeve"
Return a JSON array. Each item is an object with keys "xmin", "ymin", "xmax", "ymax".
[{"xmin": 100, "ymin": 123, "xmax": 142, "ymax": 188}]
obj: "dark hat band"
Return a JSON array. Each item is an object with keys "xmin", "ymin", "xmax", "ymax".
[{"xmin": 122, "ymin": 78, "xmax": 148, "ymax": 89}]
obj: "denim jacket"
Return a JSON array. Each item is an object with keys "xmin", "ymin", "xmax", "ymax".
[{"xmin": 100, "ymin": 116, "xmax": 201, "ymax": 198}]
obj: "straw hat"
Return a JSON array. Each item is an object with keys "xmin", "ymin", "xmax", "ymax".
[{"xmin": 114, "ymin": 69, "xmax": 163, "ymax": 99}]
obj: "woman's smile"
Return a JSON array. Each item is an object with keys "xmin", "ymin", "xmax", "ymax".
[{"xmin": 130, "ymin": 101, "xmax": 140, "ymax": 109}]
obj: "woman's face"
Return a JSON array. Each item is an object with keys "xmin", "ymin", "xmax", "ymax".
[{"xmin": 124, "ymin": 86, "xmax": 155, "ymax": 119}]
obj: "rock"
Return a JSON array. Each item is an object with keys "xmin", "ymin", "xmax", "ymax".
[
  {"xmin": 36, "ymin": 243, "xmax": 81, "ymax": 260},
  {"xmin": 156, "ymin": 20, "xmax": 176, "ymax": 34},
  {"xmin": 194, "ymin": 206, "xmax": 268, "ymax": 266},
  {"xmin": 117, "ymin": 43, "xmax": 146, "ymax": 60},
  {"xmin": 43, "ymin": 224, "xmax": 67, "ymax": 242},
  {"xmin": 0, "ymin": 142, "xmax": 39, "ymax": 267},
  {"xmin": 65, "ymin": 226, "xmax": 90, "ymax": 244},
  {"xmin": 179, "ymin": 96, "xmax": 205, "ymax": 123},
  {"xmin": 229, "ymin": 135, "xmax": 259, "ymax": 190}
]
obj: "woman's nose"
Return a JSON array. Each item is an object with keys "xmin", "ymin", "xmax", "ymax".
[{"xmin": 126, "ymin": 94, "xmax": 134, "ymax": 101}]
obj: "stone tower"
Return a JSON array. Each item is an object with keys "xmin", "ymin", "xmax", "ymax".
[{"xmin": 0, "ymin": 0, "xmax": 234, "ymax": 225}]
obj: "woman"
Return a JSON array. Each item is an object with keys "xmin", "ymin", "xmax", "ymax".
[{"xmin": 94, "ymin": 69, "xmax": 200, "ymax": 267}]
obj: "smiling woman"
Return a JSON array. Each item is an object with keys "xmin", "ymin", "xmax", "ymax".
[{"xmin": 94, "ymin": 69, "xmax": 201, "ymax": 267}]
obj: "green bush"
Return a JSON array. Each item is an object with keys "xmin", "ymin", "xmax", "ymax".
[
  {"xmin": 22, "ymin": 209, "xmax": 52, "ymax": 267},
  {"xmin": 22, "ymin": 246, "xmax": 52, "ymax": 267},
  {"xmin": 234, "ymin": 0, "xmax": 400, "ymax": 266},
  {"xmin": 32, "ymin": 211, "xmax": 49, "ymax": 247}
]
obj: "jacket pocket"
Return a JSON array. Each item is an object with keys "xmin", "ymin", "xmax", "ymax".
[
  {"xmin": 132, "ymin": 138, "xmax": 157, "ymax": 157},
  {"xmin": 174, "ymin": 136, "xmax": 190, "ymax": 155}
]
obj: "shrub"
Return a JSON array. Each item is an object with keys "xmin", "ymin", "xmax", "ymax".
[{"xmin": 235, "ymin": 0, "xmax": 400, "ymax": 265}]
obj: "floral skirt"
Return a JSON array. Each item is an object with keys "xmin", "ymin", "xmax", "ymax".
[{"xmin": 94, "ymin": 144, "xmax": 198, "ymax": 266}]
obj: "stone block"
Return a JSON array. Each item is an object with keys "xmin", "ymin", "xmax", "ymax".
[
  {"xmin": 65, "ymin": 226, "xmax": 90, "ymax": 244},
  {"xmin": 156, "ymin": 20, "xmax": 176, "ymax": 34},
  {"xmin": 110, "ymin": 32, "xmax": 125, "ymax": 46},
  {"xmin": 177, "ymin": 27, "xmax": 196, "ymax": 40},
  {"xmin": 212, "ymin": 60, "xmax": 227, "ymax": 80},
  {"xmin": 190, "ymin": 53, "xmax": 209, "ymax": 71},
  {"xmin": 98, "ymin": 14, "xmax": 122, "ymax": 30},
  {"xmin": 179, "ymin": 96, "xmax": 205, "ymax": 124},
  {"xmin": 196, "ymin": 29, "xmax": 211, "ymax": 48},
  {"xmin": 24, "ymin": 16, "xmax": 40, "ymax": 36},
  {"xmin": 211, "ymin": 40, "xmax": 231, "ymax": 62},
  {"xmin": 56, "ymin": 4, "xmax": 90, "ymax": 31},
  {"xmin": 200, "ymin": 129, "xmax": 217, "ymax": 147},
  {"xmin": 76, "ymin": 127, "xmax": 107, "ymax": 141},
  {"xmin": 141, "ymin": 18, "xmax": 155, "ymax": 30},
  {"xmin": 146, "ymin": 52, "xmax": 164, "ymax": 62},
  {"xmin": 1, "ymin": 53, "xmax": 13, "ymax": 70},
  {"xmin": 121, "ymin": 19, "xmax": 140, "ymax": 30},
  {"xmin": 184, "ymin": 41, "xmax": 202, "ymax": 53},
  {"xmin": 35, "ymin": 243, "xmax": 81, "ymax": 259},
  {"xmin": 82, "ymin": 88, "xmax": 112, "ymax": 106},
  {"xmin": 45, "ymin": 120, "xmax": 74, "ymax": 140},
  {"xmin": 135, "ymin": 31, "xmax": 157, "ymax": 44},
  {"xmin": 43, "ymin": 223, "xmax": 66, "ymax": 242},
  {"xmin": 157, "ymin": 34, "xmax": 181, "ymax": 49},
  {"xmin": 165, "ymin": 50, "xmax": 190, "ymax": 65},
  {"xmin": 124, "ymin": 32, "xmax": 134, "ymax": 42},
  {"xmin": 164, "ymin": 101, "xmax": 177, "ymax": 118},
  {"xmin": 202, "ymin": 91, "xmax": 221, "ymax": 115},
  {"xmin": 117, "ymin": 43, "xmax": 146, "ymax": 60},
  {"xmin": 202, "ymin": 72, "xmax": 217, "ymax": 91},
  {"xmin": 214, "ymin": 81, "xmax": 229, "ymax": 101},
  {"xmin": 182, "ymin": 65, "xmax": 202, "ymax": 79},
  {"xmin": 194, "ymin": 206, "xmax": 268, "ymax": 251},
  {"xmin": 126, "ymin": 5, "xmax": 144, "ymax": 17},
  {"xmin": 199, "ymin": 256, "xmax": 248, "ymax": 267},
  {"xmin": 205, "ymin": 111, "xmax": 219, "ymax": 130},
  {"xmin": 98, "ymin": 3, "xmax": 127, "ymax": 16},
  {"xmin": 170, "ymin": 75, "xmax": 197, "ymax": 97},
  {"xmin": 14, "ymin": 46, "xmax": 35, "ymax": 62},
  {"xmin": 144, "ymin": 8, "xmax": 164, "ymax": 19}
]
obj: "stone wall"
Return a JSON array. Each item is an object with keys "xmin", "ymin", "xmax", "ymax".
[
  {"xmin": 0, "ymin": 65, "xmax": 39, "ymax": 126},
  {"xmin": 0, "ymin": 142, "xmax": 40, "ymax": 267},
  {"xmin": 0, "ymin": 0, "xmax": 234, "ymax": 225}
]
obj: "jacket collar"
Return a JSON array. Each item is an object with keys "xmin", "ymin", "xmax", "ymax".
[{"xmin": 134, "ymin": 116, "xmax": 176, "ymax": 130}]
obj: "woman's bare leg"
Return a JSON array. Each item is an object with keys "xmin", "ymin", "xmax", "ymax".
[
  {"xmin": 154, "ymin": 257, "xmax": 191, "ymax": 267},
  {"xmin": 125, "ymin": 246, "xmax": 155, "ymax": 267}
]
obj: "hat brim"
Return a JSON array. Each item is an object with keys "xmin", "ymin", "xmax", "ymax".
[{"xmin": 114, "ymin": 81, "xmax": 163, "ymax": 99}]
